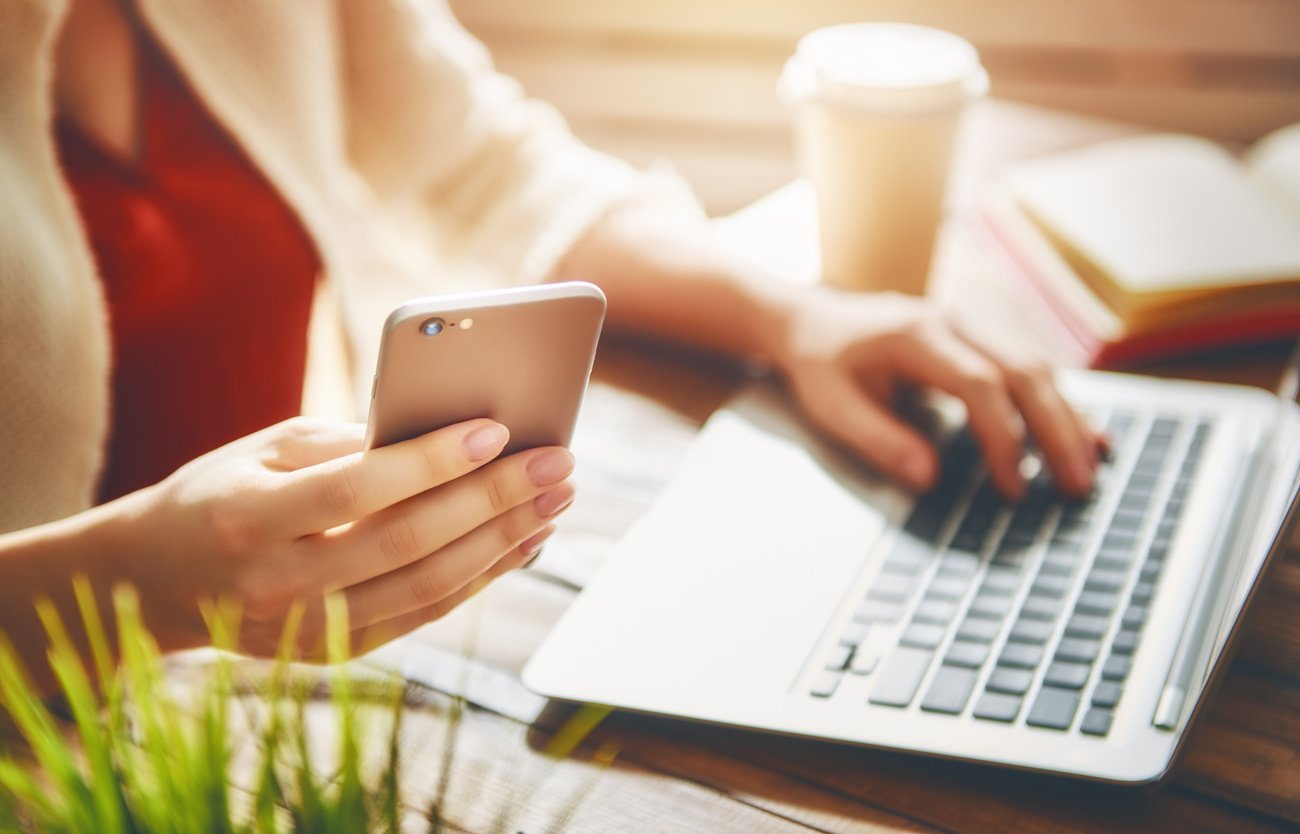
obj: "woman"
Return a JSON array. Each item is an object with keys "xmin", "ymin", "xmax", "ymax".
[{"xmin": 0, "ymin": 0, "xmax": 1101, "ymax": 687}]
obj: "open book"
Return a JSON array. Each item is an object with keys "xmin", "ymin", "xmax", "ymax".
[{"xmin": 982, "ymin": 123, "xmax": 1300, "ymax": 367}]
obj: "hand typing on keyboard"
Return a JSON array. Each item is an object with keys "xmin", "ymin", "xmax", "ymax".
[{"xmin": 769, "ymin": 289, "xmax": 1106, "ymax": 499}]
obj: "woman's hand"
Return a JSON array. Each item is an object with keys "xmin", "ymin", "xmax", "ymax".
[
  {"xmin": 109, "ymin": 416, "xmax": 573, "ymax": 657},
  {"xmin": 769, "ymin": 288, "xmax": 1105, "ymax": 500}
]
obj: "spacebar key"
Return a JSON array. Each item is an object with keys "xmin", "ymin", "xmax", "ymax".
[{"xmin": 869, "ymin": 647, "xmax": 935, "ymax": 707}]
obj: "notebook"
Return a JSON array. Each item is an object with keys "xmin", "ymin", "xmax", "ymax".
[
  {"xmin": 524, "ymin": 366, "xmax": 1300, "ymax": 783},
  {"xmin": 982, "ymin": 124, "xmax": 1300, "ymax": 365}
]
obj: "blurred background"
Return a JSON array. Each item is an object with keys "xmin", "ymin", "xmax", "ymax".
[{"xmin": 450, "ymin": 0, "xmax": 1300, "ymax": 213}]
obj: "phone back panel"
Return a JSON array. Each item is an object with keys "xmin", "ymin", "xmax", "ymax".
[{"xmin": 365, "ymin": 283, "xmax": 606, "ymax": 455}]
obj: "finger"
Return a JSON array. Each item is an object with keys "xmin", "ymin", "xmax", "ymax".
[
  {"xmin": 268, "ymin": 418, "xmax": 511, "ymax": 537},
  {"xmin": 343, "ymin": 482, "xmax": 574, "ymax": 628},
  {"xmin": 889, "ymin": 331, "xmax": 1028, "ymax": 499},
  {"xmin": 307, "ymin": 448, "xmax": 574, "ymax": 590},
  {"xmin": 958, "ymin": 338, "xmax": 1099, "ymax": 497},
  {"xmin": 803, "ymin": 371, "xmax": 938, "ymax": 491},
  {"xmin": 349, "ymin": 527, "xmax": 553, "ymax": 656}
]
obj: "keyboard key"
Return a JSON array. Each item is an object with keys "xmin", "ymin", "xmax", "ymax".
[
  {"xmin": 869, "ymin": 572, "xmax": 918, "ymax": 602},
  {"xmin": 921, "ymin": 666, "xmax": 980, "ymax": 714},
  {"xmin": 1091, "ymin": 681, "xmax": 1123, "ymax": 708},
  {"xmin": 1138, "ymin": 561, "xmax": 1163, "ymax": 582},
  {"xmin": 1093, "ymin": 550, "xmax": 1135, "ymax": 571},
  {"xmin": 1101, "ymin": 529, "xmax": 1139, "ymax": 550},
  {"xmin": 1074, "ymin": 591, "xmax": 1119, "ymax": 617},
  {"xmin": 957, "ymin": 617, "xmax": 1002, "ymax": 644},
  {"xmin": 1080, "ymin": 708, "xmax": 1114, "ymax": 736},
  {"xmin": 928, "ymin": 575, "xmax": 972, "ymax": 601},
  {"xmin": 810, "ymin": 671, "xmax": 842, "ymax": 698},
  {"xmin": 855, "ymin": 599, "xmax": 903, "ymax": 624},
  {"xmin": 1130, "ymin": 581, "xmax": 1156, "ymax": 604},
  {"xmin": 938, "ymin": 551, "xmax": 980, "ymax": 577},
  {"xmin": 973, "ymin": 691, "xmax": 1023, "ymax": 723},
  {"xmin": 1055, "ymin": 637, "xmax": 1101, "ymax": 664},
  {"xmin": 839, "ymin": 622, "xmax": 870, "ymax": 647},
  {"xmin": 991, "ymin": 544, "xmax": 1032, "ymax": 567},
  {"xmin": 968, "ymin": 594, "xmax": 1014, "ymax": 620},
  {"xmin": 1020, "ymin": 595, "xmax": 1062, "ymax": 621},
  {"xmin": 1039, "ymin": 551, "xmax": 1079, "ymax": 577},
  {"xmin": 883, "ymin": 533, "xmax": 934, "ymax": 574},
  {"xmin": 913, "ymin": 598, "xmax": 959, "ymax": 624},
  {"xmin": 1043, "ymin": 661, "xmax": 1091, "ymax": 690},
  {"xmin": 825, "ymin": 644, "xmax": 853, "ymax": 670},
  {"xmin": 869, "ymin": 647, "xmax": 935, "ymax": 707},
  {"xmin": 1121, "ymin": 605, "xmax": 1149, "ymax": 630},
  {"xmin": 1009, "ymin": 619, "xmax": 1054, "ymax": 645},
  {"xmin": 1108, "ymin": 507, "xmax": 1146, "ymax": 531},
  {"xmin": 1031, "ymin": 574, "xmax": 1072, "ymax": 599},
  {"xmin": 849, "ymin": 649, "xmax": 880, "ymax": 675},
  {"xmin": 981, "ymin": 568, "xmax": 1023, "ymax": 595},
  {"xmin": 1026, "ymin": 687, "xmax": 1081, "ymax": 730},
  {"xmin": 901, "ymin": 622, "xmax": 947, "ymax": 650},
  {"xmin": 1102, "ymin": 655, "xmax": 1132, "ymax": 681},
  {"xmin": 905, "ymin": 495, "xmax": 950, "ymax": 541},
  {"xmin": 999, "ymin": 644, "xmax": 1044, "ymax": 670},
  {"xmin": 945, "ymin": 640, "xmax": 991, "ymax": 669},
  {"xmin": 987, "ymin": 666, "xmax": 1034, "ymax": 695},
  {"xmin": 1065, "ymin": 614, "xmax": 1109, "ymax": 639},
  {"xmin": 1052, "ymin": 526, "xmax": 1089, "ymax": 547},
  {"xmin": 1084, "ymin": 569, "xmax": 1127, "ymax": 594},
  {"xmin": 1111, "ymin": 630, "xmax": 1140, "ymax": 655}
]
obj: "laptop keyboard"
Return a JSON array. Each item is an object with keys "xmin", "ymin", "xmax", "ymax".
[{"xmin": 809, "ymin": 410, "xmax": 1212, "ymax": 737}]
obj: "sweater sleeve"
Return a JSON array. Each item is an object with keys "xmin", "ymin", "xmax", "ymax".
[{"xmin": 339, "ymin": 0, "xmax": 700, "ymax": 290}]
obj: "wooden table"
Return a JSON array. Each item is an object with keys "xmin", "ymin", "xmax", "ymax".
[{"xmin": 226, "ymin": 100, "xmax": 1300, "ymax": 831}]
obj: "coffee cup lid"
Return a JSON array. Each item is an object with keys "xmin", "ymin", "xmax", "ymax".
[{"xmin": 779, "ymin": 23, "xmax": 988, "ymax": 114}]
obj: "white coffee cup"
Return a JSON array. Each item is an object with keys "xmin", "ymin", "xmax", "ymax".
[{"xmin": 779, "ymin": 23, "xmax": 988, "ymax": 295}]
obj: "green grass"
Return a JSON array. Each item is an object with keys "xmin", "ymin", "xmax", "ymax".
[{"xmin": 0, "ymin": 578, "xmax": 613, "ymax": 833}]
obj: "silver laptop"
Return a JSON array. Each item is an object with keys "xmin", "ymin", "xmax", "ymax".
[{"xmin": 523, "ymin": 363, "xmax": 1300, "ymax": 784}]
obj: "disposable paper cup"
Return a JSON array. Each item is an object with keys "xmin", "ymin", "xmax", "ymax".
[{"xmin": 779, "ymin": 23, "xmax": 988, "ymax": 294}]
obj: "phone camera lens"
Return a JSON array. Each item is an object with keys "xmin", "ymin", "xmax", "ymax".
[{"xmin": 419, "ymin": 317, "xmax": 446, "ymax": 337}]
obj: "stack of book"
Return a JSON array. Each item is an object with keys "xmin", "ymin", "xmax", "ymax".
[{"xmin": 980, "ymin": 124, "xmax": 1300, "ymax": 367}]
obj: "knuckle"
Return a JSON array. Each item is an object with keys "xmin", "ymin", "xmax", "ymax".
[
  {"xmin": 205, "ymin": 499, "xmax": 264, "ymax": 556},
  {"xmin": 481, "ymin": 473, "xmax": 513, "ymax": 517},
  {"xmin": 1003, "ymin": 360, "xmax": 1051, "ymax": 392},
  {"xmin": 962, "ymin": 366, "xmax": 1006, "ymax": 401},
  {"xmin": 416, "ymin": 438, "xmax": 454, "ymax": 485},
  {"xmin": 379, "ymin": 515, "xmax": 425, "ymax": 565},
  {"xmin": 406, "ymin": 571, "xmax": 445, "ymax": 607},
  {"xmin": 493, "ymin": 515, "xmax": 529, "ymax": 554},
  {"xmin": 237, "ymin": 575, "xmax": 287, "ymax": 626},
  {"xmin": 321, "ymin": 463, "xmax": 364, "ymax": 518}
]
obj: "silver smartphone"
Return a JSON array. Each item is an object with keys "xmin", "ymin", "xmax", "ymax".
[{"xmin": 364, "ymin": 282, "xmax": 606, "ymax": 454}]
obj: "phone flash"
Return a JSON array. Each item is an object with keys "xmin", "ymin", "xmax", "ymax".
[{"xmin": 459, "ymin": 318, "xmax": 474, "ymax": 330}]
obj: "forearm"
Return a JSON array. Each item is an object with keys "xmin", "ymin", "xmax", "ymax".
[
  {"xmin": 554, "ymin": 201, "xmax": 798, "ymax": 368},
  {"xmin": 0, "ymin": 497, "xmax": 144, "ymax": 694}
]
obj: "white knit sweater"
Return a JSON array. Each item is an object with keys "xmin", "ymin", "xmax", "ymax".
[{"xmin": 0, "ymin": 0, "xmax": 660, "ymax": 533}]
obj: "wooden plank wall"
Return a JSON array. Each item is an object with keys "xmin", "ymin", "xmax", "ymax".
[{"xmin": 449, "ymin": 0, "xmax": 1300, "ymax": 213}]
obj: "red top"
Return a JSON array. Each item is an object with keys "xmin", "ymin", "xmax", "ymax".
[{"xmin": 56, "ymin": 43, "xmax": 320, "ymax": 502}]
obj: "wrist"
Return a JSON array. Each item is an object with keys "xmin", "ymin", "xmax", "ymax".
[{"xmin": 86, "ymin": 486, "xmax": 208, "ymax": 654}]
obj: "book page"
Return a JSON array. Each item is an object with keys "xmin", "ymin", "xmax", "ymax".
[
  {"xmin": 1009, "ymin": 135, "xmax": 1300, "ymax": 295},
  {"xmin": 1245, "ymin": 122, "xmax": 1300, "ymax": 220}
]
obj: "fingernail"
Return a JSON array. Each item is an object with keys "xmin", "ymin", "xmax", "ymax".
[
  {"xmin": 527, "ymin": 448, "xmax": 575, "ymax": 487},
  {"xmin": 534, "ymin": 483, "xmax": 576, "ymax": 518},
  {"xmin": 519, "ymin": 525, "xmax": 557, "ymax": 563},
  {"xmin": 463, "ymin": 423, "xmax": 509, "ymax": 461}
]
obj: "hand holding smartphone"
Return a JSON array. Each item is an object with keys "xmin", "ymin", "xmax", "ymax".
[{"xmin": 365, "ymin": 282, "xmax": 606, "ymax": 454}]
